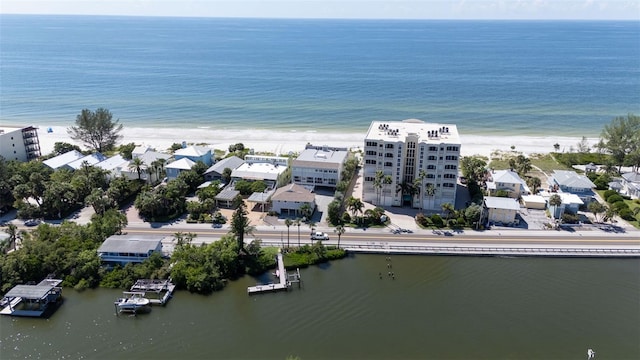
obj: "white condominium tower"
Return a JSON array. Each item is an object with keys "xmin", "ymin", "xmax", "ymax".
[{"xmin": 363, "ymin": 119, "xmax": 461, "ymax": 211}]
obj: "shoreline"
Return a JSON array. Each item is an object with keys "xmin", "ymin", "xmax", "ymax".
[{"xmin": 35, "ymin": 125, "xmax": 600, "ymax": 158}]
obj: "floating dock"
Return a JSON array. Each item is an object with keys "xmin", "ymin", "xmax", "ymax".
[
  {"xmin": 130, "ymin": 279, "xmax": 175, "ymax": 305},
  {"xmin": 248, "ymin": 252, "xmax": 300, "ymax": 295}
]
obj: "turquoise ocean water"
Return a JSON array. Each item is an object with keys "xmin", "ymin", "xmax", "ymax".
[{"xmin": 0, "ymin": 15, "xmax": 638, "ymax": 137}]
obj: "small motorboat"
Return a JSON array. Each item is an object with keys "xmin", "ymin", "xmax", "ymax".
[{"xmin": 114, "ymin": 292, "xmax": 150, "ymax": 314}]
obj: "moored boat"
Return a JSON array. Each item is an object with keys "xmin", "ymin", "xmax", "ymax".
[{"xmin": 114, "ymin": 292, "xmax": 151, "ymax": 314}]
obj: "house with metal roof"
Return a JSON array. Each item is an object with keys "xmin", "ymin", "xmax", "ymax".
[
  {"xmin": 482, "ymin": 196, "xmax": 520, "ymax": 225},
  {"xmin": 95, "ymin": 154, "xmax": 130, "ymax": 180},
  {"xmin": 204, "ymin": 156, "xmax": 245, "ymax": 182},
  {"xmin": 97, "ymin": 235, "xmax": 164, "ymax": 265},
  {"xmin": 42, "ymin": 150, "xmax": 84, "ymax": 170},
  {"xmin": 165, "ymin": 158, "xmax": 196, "ymax": 179},
  {"xmin": 621, "ymin": 172, "xmax": 640, "ymax": 199},
  {"xmin": 486, "ymin": 169, "xmax": 530, "ymax": 198},
  {"xmin": 271, "ymin": 183, "xmax": 316, "ymax": 216},
  {"xmin": 548, "ymin": 170, "xmax": 595, "ymax": 202},
  {"xmin": 292, "ymin": 144, "xmax": 349, "ymax": 189},
  {"xmin": 66, "ymin": 152, "xmax": 107, "ymax": 170},
  {"xmin": 232, "ymin": 162, "xmax": 289, "ymax": 188},
  {"xmin": 174, "ymin": 145, "xmax": 212, "ymax": 166}
]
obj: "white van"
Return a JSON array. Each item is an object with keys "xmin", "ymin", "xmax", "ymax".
[{"xmin": 310, "ymin": 232, "xmax": 329, "ymax": 240}]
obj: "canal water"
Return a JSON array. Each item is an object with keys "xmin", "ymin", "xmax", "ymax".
[{"xmin": 1, "ymin": 255, "xmax": 639, "ymax": 359}]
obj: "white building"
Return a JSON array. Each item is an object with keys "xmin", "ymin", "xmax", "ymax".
[
  {"xmin": 0, "ymin": 126, "xmax": 41, "ymax": 162},
  {"xmin": 486, "ymin": 169, "xmax": 530, "ymax": 198},
  {"xmin": 483, "ymin": 196, "xmax": 520, "ymax": 225},
  {"xmin": 292, "ymin": 144, "xmax": 349, "ymax": 189},
  {"xmin": 271, "ymin": 183, "xmax": 316, "ymax": 216},
  {"xmin": 97, "ymin": 235, "xmax": 165, "ymax": 265},
  {"xmin": 363, "ymin": 119, "xmax": 461, "ymax": 210}
]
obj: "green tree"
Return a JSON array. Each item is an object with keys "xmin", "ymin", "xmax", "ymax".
[
  {"xmin": 129, "ymin": 157, "xmax": 146, "ymax": 181},
  {"xmin": 373, "ymin": 170, "xmax": 384, "ymax": 205},
  {"xmin": 526, "ymin": 177, "xmax": 542, "ymax": 193},
  {"xmin": 85, "ymin": 188, "xmax": 116, "ymax": 216},
  {"xmin": 67, "ymin": 108, "xmax": 123, "ymax": 152},
  {"xmin": 52, "ymin": 142, "xmax": 82, "ymax": 156},
  {"xmin": 441, "ymin": 202, "xmax": 455, "ymax": 225},
  {"xmin": 588, "ymin": 201, "xmax": 606, "ymax": 222},
  {"xmin": 230, "ymin": 202, "xmax": 253, "ymax": 254},
  {"xmin": 597, "ymin": 114, "xmax": 640, "ymax": 172},
  {"xmin": 221, "ymin": 167, "xmax": 233, "ymax": 184},
  {"xmin": 327, "ymin": 199, "xmax": 342, "ymax": 225},
  {"xmin": 118, "ymin": 142, "xmax": 136, "ymax": 160},
  {"xmin": 460, "ymin": 156, "xmax": 487, "ymax": 183},
  {"xmin": 464, "ymin": 204, "xmax": 482, "ymax": 228},
  {"xmin": 383, "ymin": 175, "xmax": 393, "ymax": 206}
]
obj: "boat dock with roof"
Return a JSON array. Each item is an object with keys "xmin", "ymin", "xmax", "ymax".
[
  {"xmin": 1, "ymin": 278, "xmax": 63, "ymax": 317},
  {"xmin": 247, "ymin": 252, "xmax": 301, "ymax": 295},
  {"xmin": 130, "ymin": 279, "xmax": 175, "ymax": 305}
]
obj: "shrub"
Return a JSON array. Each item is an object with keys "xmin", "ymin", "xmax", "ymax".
[
  {"xmin": 561, "ymin": 213, "xmax": 580, "ymax": 224},
  {"xmin": 611, "ymin": 201, "xmax": 629, "ymax": 213},
  {"xmin": 606, "ymin": 194, "xmax": 624, "ymax": 204},
  {"xmin": 430, "ymin": 214, "xmax": 444, "ymax": 228},
  {"xmin": 603, "ymin": 189, "xmax": 618, "ymax": 200},
  {"xmin": 618, "ymin": 208, "xmax": 635, "ymax": 221}
]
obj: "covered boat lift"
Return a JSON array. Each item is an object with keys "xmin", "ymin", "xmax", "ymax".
[{"xmin": 1, "ymin": 279, "xmax": 63, "ymax": 317}]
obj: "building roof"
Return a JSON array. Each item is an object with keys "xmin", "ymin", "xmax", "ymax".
[
  {"xmin": 608, "ymin": 181, "xmax": 623, "ymax": 190},
  {"xmin": 97, "ymin": 235, "xmax": 163, "ymax": 254},
  {"xmin": 215, "ymin": 187, "xmax": 240, "ymax": 201},
  {"xmin": 204, "ymin": 156, "xmax": 245, "ymax": 176},
  {"xmin": 622, "ymin": 172, "xmax": 640, "ymax": 183},
  {"xmin": 232, "ymin": 162, "xmax": 287, "ymax": 181},
  {"xmin": 247, "ymin": 190, "xmax": 276, "ymax": 204},
  {"xmin": 521, "ymin": 195, "xmax": 546, "ymax": 204},
  {"xmin": 5, "ymin": 284, "xmax": 57, "ymax": 300},
  {"xmin": 166, "ymin": 157, "xmax": 196, "ymax": 170},
  {"xmin": 484, "ymin": 196, "xmax": 520, "ymax": 210},
  {"xmin": 293, "ymin": 146, "xmax": 348, "ymax": 169},
  {"xmin": 365, "ymin": 119, "xmax": 460, "ymax": 144},
  {"xmin": 558, "ymin": 193, "xmax": 584, "ymax": 205},
  {"xmin": 132, "ymin": 145, "xmax": 151, "ymax": 158},
  {"xmin": 271, "ymin": 183, "xmax": 315, "ymax": 203},
  {"xmin": 137, "ymin": 151, "xmax": 171, "ymax": 166},
  {"xmin": 42, "ymin": 150, "xmax": 84, "ymax": 169},
  {"xmin": 174, "ymin": 145, "xmax": 211, "ymax": 157},
  {"xmin": 66, "ymin": 153, "xmax": 107, "ymax": 170},
  {"xmin": 491, "ymin": 170, "xmax": 525, "ymax": 185},
  {"xmin": 552, "ymin": 170, "xmax": 596, "ymax": 189},
  {"xmin": 95, "ymin": 154, "xmax": 129, "ymax": 171}
]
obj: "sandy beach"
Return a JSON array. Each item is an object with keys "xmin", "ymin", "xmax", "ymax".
[{"xmin": 37, "ymin": 125, "xmax": 599, "ymax": 158}]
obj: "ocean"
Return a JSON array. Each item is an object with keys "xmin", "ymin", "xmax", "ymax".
[{"xmin": 1, "ymin": 15, "xmax": 639, "ymax": 137}]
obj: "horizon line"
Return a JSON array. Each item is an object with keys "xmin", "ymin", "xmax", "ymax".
[{"xmin": 1, "ymin": 13, "xmax": 639, "ymax": 21}]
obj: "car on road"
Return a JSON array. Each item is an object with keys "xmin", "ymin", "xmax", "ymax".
[
  {"xmin": 24, "ymin": 219, "xmax": 42, "ymax": 227},
  {"xmin": 310, "ymin": 231, "xmax": 329, "ymax": 240}
]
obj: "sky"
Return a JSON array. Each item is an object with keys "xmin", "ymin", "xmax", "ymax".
[{"xmin": 1, "ymin": 0, "xmax": 639, "ymax": 20}]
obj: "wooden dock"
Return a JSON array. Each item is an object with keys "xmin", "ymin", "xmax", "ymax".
[
  {"xmin": 247, "ymin": 252, "xmax": 300, "ymax": 295},
  {"xmin": 130, "ymin": 279, "xmax": 175, "ymax": 305}
]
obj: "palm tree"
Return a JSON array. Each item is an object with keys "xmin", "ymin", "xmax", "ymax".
[
  {"xmin": 383, "ymin": 175, "xmax": 393, "ymax": 206},
  {"xmin": 299, "ymin": 203, "xmax": 313, "ymax": 220},
  {"xmin": 373, "ymin": 170, "xmax": 384, "ymax": 205},
  {"xmin": 549, "ymin": 194, "xmax": 563, "ymax": 220},
  {"xmin": 294, "ymin": 218, "xmax": 301, "ymax": 247},
  {"xmin": 416, "ymin": 169, "xmax": 427, "ymax": 209},
  {"xmin": 441, "ymin": 202, "xmax": 455, "ymax": 226},
  {"xmin": 424, "ymin": 183, "xmax": 436, "ymax": 210},
  {"xmin": 334, "ymin": 225, "xmax": 345, "ymax": 249},
  {"xmin": 129, "ymin": 157, "xmax": 146, "ymax": 181},
  {"xmin": 284, "ymin": 218, "xmax": 293, "ymax": 248},
  {"xmin": 526, "ymin": 177, "xmax": 542, "ymax": 194},
  {"xmin": 347, "ymin": 197, "xmax": 364, "ymax": 223},
  {"xmin": 4, "ymin": 223, "xmax": 19, "ymax": 252}
]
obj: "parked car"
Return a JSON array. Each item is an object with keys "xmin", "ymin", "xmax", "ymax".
[{"xmin": 310, "ymin": 232, "xmax": 329, "ymax": 240}]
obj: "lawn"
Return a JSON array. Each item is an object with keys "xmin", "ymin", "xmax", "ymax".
[{"xmin": 596, "ymin": 189, "xmax": 640, "ymax": 229}]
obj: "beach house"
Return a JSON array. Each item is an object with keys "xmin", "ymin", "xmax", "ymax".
[
  {"xmin": 270, "ymin": 183, "xmax": 316, "ymax": 216},
  {"xmin": 204, "ymin": 156, "xmax": 245, "ymax": 182},
  {"xmin": 292, "ymin": 144, "xmax": 349, "ymax": 189},
  {"xmin": 362, "ymin": 119, "xmax": 461, "ymax": 210},
  {"xmin": 231, "ymin": 155, "xmax": 290, "ymax": 189},
  {"xmin": 485, "ymin": 169, "xmax": 529, "ymax": 198},
  {"xmin": 620, "ymin": 172, "xmax": 640, "ymax": 199},
  {"xmin": 482, "ymin": 196, "xmax": 520, "ymax": 226},
  {"xmin": 548, "ymin": 170, "xmax": 595, "ymax": 202},
  {"xmin": 165, "ymin": 158, "xmax": 196, "ymax": 179},
  {"xmin": 97, "ymin": 235, "xmax": 165, "ymax": 265},
  {"xmin": 43, "ymin": 150, "xmax": 85, "ymax": 170},
  {"xmin": 174, "ymin": 145, "xmax": 213, "ymax": 166}
]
